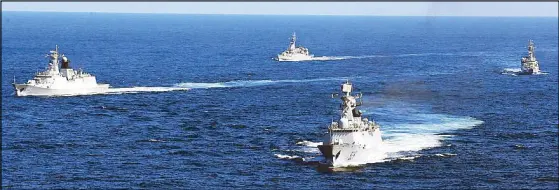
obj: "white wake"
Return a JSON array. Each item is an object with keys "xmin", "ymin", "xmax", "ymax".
[
  {"xmin": 309, "ymin": 55, "xmax": 384, "ymax": 61},
  {"xmin": 379, "ymin": 113, "xmax": 483, "ymax": 160},
  {"xmin": 175, "ymin": 77, "xmax": 347, "ymax": 89},
  {"xmin": 279, "ymin": 101, "xmax": 484, "ymax": 165},
  {"xmin": 276, "ymin": 52, "xmax": 485, "ymax": 62},
  {"xmin": 501, "ymin": 68, "xmax": 522, "ymax": 76},
  {"xmin": 49, "ymin": 86, "xmax": 190, "ymax": 97},
  {"xmin": 104, "ymin": 86, "xmax": 190, "ymax": 94}
]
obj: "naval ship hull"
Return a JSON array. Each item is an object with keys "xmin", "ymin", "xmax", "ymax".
[
  {"xmin": 520, "ymin": 60, "xmax": 540, "ymax": 75},
  {"xmin": 317, "ymin": 143, "xmax": 386, "ymax": 169},
  {"xmin": 518, "ymin": 70, "xmax": 535, "ymax": 75},
  {"xmin": 276, "ymin": 54, "xmax": 314, "ymax": 61},
  {"xmin": 518, "ymin": 68, "xmax": 540, "ymax": 75},
  {"xmin": 317, "ymin": 129, "xmax": 385, "ymax": 169},
  {"xmin": 13, "ymin": 83, "xmax": 110, "ymax": 96}
]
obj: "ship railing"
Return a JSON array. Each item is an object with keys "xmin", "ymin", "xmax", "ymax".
[
  {"xmin": 330, "ymin": 128, "xmax": 360, "ymax": 132},
  {"xmin": 329, "ymin": 121, "xmax": 375, "ymax": 132},
  {"xmin": 35, "ymin": 72, "xmax": 52, "ymax": 77},
  {"xmin": 330, "ymin": 124, "xmax": 362, "ymax": 132}
]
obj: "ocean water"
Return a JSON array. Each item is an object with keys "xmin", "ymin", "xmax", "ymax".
[{"xmin": 2, "ymin": 12, "xmax": 558, "ymax": 189}]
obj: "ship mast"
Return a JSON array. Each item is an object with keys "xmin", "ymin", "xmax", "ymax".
[
  {"xmin": 47, "ymin": 45, "xmax": 61, "ymax": 73},
  {"xmin": 342, "ymin": 80, "xmax": 351, "ymax": 96},
  {"xmin": 288, "ymin": 32, "xmax": 296, "ymax": 51},
  {"xmin": 527, "ymin": 40, "xmax": 535, "ymax": 61},
  {"xmin": 340, "ymin": 80, "xmax": 355, "ymax": 121}
]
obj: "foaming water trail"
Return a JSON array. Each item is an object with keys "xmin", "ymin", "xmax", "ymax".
[
  {"xmin": 175, "ymin": 77, "xmax": 348, "ymax": 89},
  {"xmin": 104, "ymin": 87, "xmax": 190, "ymax": 94},
  {"xmin": 278, "ymin": 52, "xmax": 489, "ymax": 62},
  {"xmin": 501, "ymin": 68, "xmax": 522, "ymax": 76},
  {"xmin": 310, "ymin": 55, "xmax": 385, "ymax": 61},
  {"xmin": 275, "ymin": 55, "xmax": 383, "ymax": 62},
  {"xmin": 48, "ymin": 86, "xmax": 190, "ymax": 97},
  {"xmin": 296, "ymin": 140, "xmax": 322, "ymax": 147},
  {"xmin": 278, "ymin": 100, "xmax": 484, "ymax": 165},
  {"xmin": 274, "ymin": 154, "xmax": 302, "ymax": 160},
  {"xmin": 380, "ymin": 114, "xmax": 482, "ymax": 156},
  {"xmin": 395, "ymin": 52, "xmax": 458, "ymax": 57},
  {"xmin": 366, "ymin": 103, "xmax": 483, "ymax": 161},
  {"xmin": 399, "ymin": 51, "xmax": 495, "ymax": 57}
]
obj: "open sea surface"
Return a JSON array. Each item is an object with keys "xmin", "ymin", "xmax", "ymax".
[{"xmin": 2, "ymin": 12, "xmax": 558, "ymax": 189}]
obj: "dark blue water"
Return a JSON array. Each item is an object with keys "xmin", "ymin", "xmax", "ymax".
[{"xmin": 2, "ymin": 12, "xmax": 558, "ymax": 189}]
